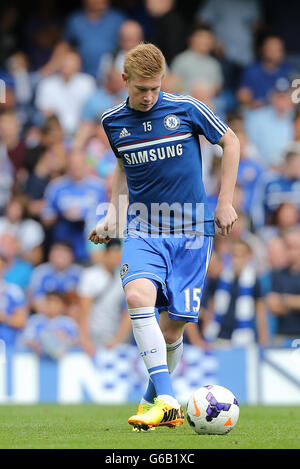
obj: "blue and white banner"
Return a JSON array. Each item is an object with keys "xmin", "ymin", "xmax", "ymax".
[{"xmin": 0, "ymin": 343, "xmax": 299, "ymax": 405}]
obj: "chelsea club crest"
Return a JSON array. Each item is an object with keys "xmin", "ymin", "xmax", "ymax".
[
  {"xmin": 120, "ymin": 263, "xmax": 129, "ymax": 278},
  {"xmin": 164, "ymin": 114, "xmax": 180, "ymax": 131}
]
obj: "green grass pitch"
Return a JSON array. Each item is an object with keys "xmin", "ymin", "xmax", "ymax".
[{"xmin": 0, "ymin": 404, "xmax": 299, "ymax": 449}]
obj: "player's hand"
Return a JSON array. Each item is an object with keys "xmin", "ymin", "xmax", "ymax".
[
  {"xmin": 214, "ymin": 202, "xmax": 238, "ymax": 236},
  {"xmin": 88, "ymin": 220, "xmax": 115, "ymax": 245}
]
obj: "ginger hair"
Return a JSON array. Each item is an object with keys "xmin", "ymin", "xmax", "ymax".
[{"xmin": 124, "ymin": 42, "xmax": 166, "ymax": 79}]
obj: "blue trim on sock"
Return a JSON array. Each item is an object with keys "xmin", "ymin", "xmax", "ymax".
[
  {"xmin": 130, "ymin": 314, "xmax": 155, "ymax": 320},
  {"xmin": 143, "ymin": 380, "xmax": 156, "ymax": 404},
  {"xmin": 148, "ymin": 364, "xmax": 168, "ymax": 374},
  {"xmin": 150, "ymin": 370, "xmax": 175, "ymax": 399},
  {"xmin": 166, "ymin": 341, "xmax": 183, "ymax": 352}
]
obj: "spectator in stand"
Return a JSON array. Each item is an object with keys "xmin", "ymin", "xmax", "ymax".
[
  {"xmin": 38, "ymin": 115, "xmax": 67, "ymax": 176},
  {"xmin": 42, "ymin": 150, "xmax": 108, "ymax": 262},
  {"xmin": 40, "ymin": 0, "xmax": 126, "ymax": 79},
  {"xmin": 0, "ymin": 109, "xmax": 26, "ymax": 173},
  {"xmin": 81, "ymin": 66, "xmax": 126, "ymax": 124},
  {"xmin": 24, "ymin": 145, "xmax": 55, "ymax": 220},
  {"xmin": 268, "ymin": 235, "xmax": 290, "ymax": 269},
  {"xmin": 235, "ymin": 128, "xmax": 263, "ymax": 215},
  {"xmin": 262, "ymin": 0, "xmax": 300, "ymax": 69},
  {"xmin": 0, "ymin": 230, "xmax": 33, "ymax": 291},
  {"xmin": 35, "ymin": 48, "xmax": 96, "ymax": 137},
  {"xmin": 206, "ymin": 156, "xmax": 247, "ymax": 218},
  {"xmin": 0, "ymin": 142, "xmax": 15, "ymax": 217},
  {"xmin": 292, "ymin": 108, "xmax": 300, "ymax": 144},
  {"xmin": 205, "ymin": 152, "xmax": 223, "ymax": 213},
  {"xmin": 161, "ymin": 72, "xmax": 183, "ymax": 95},
  {"xmin": 0, "ymin": 109, "xmax": 27, "ymax": 191},
  {"xmin": 237, "ymin": 35, "xmax": 297, "ymax": 109},
  {"xmin": 81, "ymin": 20, "xmax": 143, "ymax": 121},
  {"xmin": 266, "ymin": 227, "xmax": 300, "ymax": 344},
  {"xmin": 189, "ymin": 82, "xmax": 220, "ymax": 117},
  {"xmin": 72, "ymin": 123, "xmax": 117, "ymax": 210},
  {"xmin": 0, "ymin": 252, "xmax": 28, "ymax": 347},
  {"xmin": 144, "ymin": 0, "xmax": 186, "ymax": 66},
  {"xmin": 196, "ymin": 0, "xmax": 261, "ymax": 68},
  {"xmin": 257, "ymin": 202, "xmax": 300, "ymax": 244},
  {"xmin": 5, "ymin": 52, "xmax": 36, "ymax": 127},
  {"xmin": 263, "ymin": 236, "xmax": 289, "ymax": 283},
  {"xmin": 99, "ymin": 19, "xmax": 144, "ymax": 78},
  {"xmin": 251, "ymin": 150, "xmax": 300, "ymax": 229},
  {"xmin": 24, "ymin": 115, "xmax": 67, "ymax": 196},
  {"xmin": 19, "ymin": 291, "xmax": 79, "ymax": 359},
  {"xmin": 281, "ymin": 108, "xmax": 300, "ymax": 155},
  {"xmin": 207, "ymin": 172, "xmax": 267, "ymax": 275},
  {"xmin": 0, "ymin": 193, "xmax": 45, "ymax": 266},
  {"xmin": 244, "ymin": 77, "xmax": 295, "ymax": 168},
  {"xmin": 204, "ymin": 239, "xmax": 269, "ymax": 347},
  {"xmin": 78, "ymin": 238, "xmax": 131, "ymax": 355},
  {"xmin": 229, "ymin": 211, "xmax": 267, "ymax": 276},
  {"xmin": 184, "ymin": 249, "xmax": 223, "ymax": 350},
  {"xmin": 0, "ymin": 5, "xmax": 21, "ymax": 68},
  {"xmin": 22, "ymin": 0, "xmax": 63, "ymax": 71},
  {"xmin": 171, "ymin": 24, "xmax": 223, "ymax": 95},
  {"xmin": 29, "ymin": 241, "xmax": 82, "ymax": 315},
  {"xmin": 259, "ymin": 235, "xmax": 289, "ymax": 337},
  {"xmin": 73, "ymin": 122, "xmax": 116, "ymax": 178},
  {"xmin": 0, "ymin": 73, "xmax": 18, "ymax": 118}
]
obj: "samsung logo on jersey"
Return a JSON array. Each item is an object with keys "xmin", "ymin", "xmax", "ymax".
[{"xmin": 123, "ymin": 144, "xmax": 183, "ymax": 165}]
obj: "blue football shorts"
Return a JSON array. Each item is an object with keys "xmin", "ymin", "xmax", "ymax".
[{"xmin": 120, "ymin": 234, "xmax": 214, "ymax": 322}]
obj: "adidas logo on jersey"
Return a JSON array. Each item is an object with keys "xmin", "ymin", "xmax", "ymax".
[{"xmin": 119, "ymin": 127, "xmax": 131, "ymax": 138}]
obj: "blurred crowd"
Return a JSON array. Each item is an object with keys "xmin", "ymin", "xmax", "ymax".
[{"xmin": 1, "ymin": 0, "xmax": 300, "ymax": 358}]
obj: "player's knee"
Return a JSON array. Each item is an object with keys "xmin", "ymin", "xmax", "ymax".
[
  {"xmin": 125, "ymin": 279, "xmax": 157, "ymax": 309},
  {"xmin": 159, "ymin": 312, "xmax": 185, "ymax": 344},
  {"xmin": 161, "ymin": 326, "xmax": 183, "ymax": 345},
  {"xmin": 125, "ymin": 289, "xmax": 150, "ymax": 309}
]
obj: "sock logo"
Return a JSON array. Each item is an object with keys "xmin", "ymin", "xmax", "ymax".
[{"xmin": 140, "ymin": 348, "xmax": 157, "ymax": 357}]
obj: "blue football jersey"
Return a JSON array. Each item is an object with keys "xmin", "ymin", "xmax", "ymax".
[
  {"xmin": 102, "ymin": 92, "xmax": 228, "ymax": 236},
  {"xmin": 43, "ymin": 175, "xmax": 107, "ymax": 260},
  {"xmin": 29, "ymin": 262, "xmax": 83, "ymax": 299}
]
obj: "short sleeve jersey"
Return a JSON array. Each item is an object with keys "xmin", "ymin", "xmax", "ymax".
[{"xmin": 102, "ymin": 92, "xmax": 228, "ymax": 236}]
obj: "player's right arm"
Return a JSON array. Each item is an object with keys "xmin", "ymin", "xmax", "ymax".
[{"xmin": 88, "ymin": 158, "xmax": 128, "ymax": 244}]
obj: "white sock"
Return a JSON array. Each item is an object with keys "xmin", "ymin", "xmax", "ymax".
[
  {"xmin": 129, "ymin": 306, "xmax": 168, "ymax": 372},
  {"xmin": 167, "ymin": 336, "xmax": 183, "ymax": 374},
  {"xmin": 140, "ymin": 338, "xmax": 183, "ymax": 405},
  {"xmin": 129, "ymin": 306, "xmax": 176, "ymax": 400},
  {"xmin": 158, "ymin": 337, "xmax": 183, "ymax": 409}
]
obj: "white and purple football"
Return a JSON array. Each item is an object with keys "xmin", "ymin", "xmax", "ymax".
[{"xmin": 187, "ymin": 385, "xmax": 240, "ymax": 435}]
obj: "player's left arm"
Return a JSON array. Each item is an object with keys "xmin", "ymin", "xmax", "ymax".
[{"xmin": 214, "ymin": 128, "xmax": 240, "ymax": 236}]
